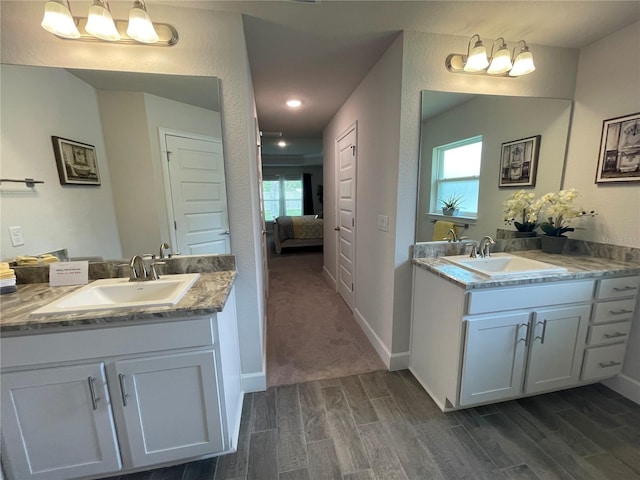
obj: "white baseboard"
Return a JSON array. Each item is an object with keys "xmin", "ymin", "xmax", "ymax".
[
  {"xmin": 352, "ymin": 308, "xmax": 409, "ymax": 370},
  {"xmin": 601, "ymin": 374, "xmax": 640, "ymax": 405},
  {"xmin": 322, "ymin": 265, "xmax": 336, "ymax": 290},
  {"xmin": 241, "ymin": 371, "xmax": 266, "ymax": 392}
]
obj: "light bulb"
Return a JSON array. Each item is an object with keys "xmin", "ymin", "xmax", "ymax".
[
  {"xmin": 127, "ymin": 2, "xmax": 159, "ymax": 44},
  {"xmin": 41, "ymin": 1, "xmax": 80, "ymax": 39},
  {"xmin": 85, "ymin": 1, "xmax": 120, "ymax": 41}
]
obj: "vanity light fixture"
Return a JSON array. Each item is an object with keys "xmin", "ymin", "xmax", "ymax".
[
  {"xmin": 446, "ymin": 35, "xmax": 535, "ymax": 77},
  {"xmin": 40, "ymin": 0, "xmax": 178, "ymax": 46}
]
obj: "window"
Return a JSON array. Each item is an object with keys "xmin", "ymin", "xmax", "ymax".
[
  {"xmin": 431, "ymin": 136, "xmax": 482, "ymax": 217},
  {"xmin": 263, "ymin": 175, "xmax": 303, "ymax": 220}
]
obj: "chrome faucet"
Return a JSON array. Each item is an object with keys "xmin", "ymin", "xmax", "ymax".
[
  {"xmin": 159, "ymin": 242, "xmax": 171, "ymax": 259},
  {"xmin": 129, "ymin": 255, "xmax": 149, "ymax": 282},
  {"xmin": 444, "ymin": 229, "xmax": 458, "ymax": 242},
  {"xmin": 478, "ymin": 236, "xmax": 496, "ymax": 258}
]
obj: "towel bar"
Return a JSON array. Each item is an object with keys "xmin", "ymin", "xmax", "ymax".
[
  {"xmin": 430, "ymin": 219, "xmax": 469, "ymax": 229},
  {"xmin": 0, "ymin": 178, "xmax": 44, "ymax": 188}
]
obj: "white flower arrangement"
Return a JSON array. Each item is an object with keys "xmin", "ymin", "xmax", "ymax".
[
  {"xmin": 530, "ymin": 188, "xmax": 597, "ymax": 237},
  {"xmin": 503, "ymin": 190, "xmax": 540, "ymax": 232}
]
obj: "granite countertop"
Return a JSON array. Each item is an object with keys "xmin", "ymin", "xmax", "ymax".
[
  {"xmin": 0, "ymin": 271, "xmax": 237, "ymax": 333},
  {"xmin": 413, "ymin": 250, "xmax": 640, "ymax": 290}
]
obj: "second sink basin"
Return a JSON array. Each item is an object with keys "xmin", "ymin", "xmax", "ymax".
[
  {"xmin": 30, "ymin": 273, "xmax": 201, "ymax": 317},
  {"xmin": 442, "ymin": 252, "xmax": 568, "ymax": 278}
]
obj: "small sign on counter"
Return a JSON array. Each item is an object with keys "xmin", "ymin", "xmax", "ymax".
[{"xmin": 49, "ymin": 261, "xmax": 89, "ymax": 286}]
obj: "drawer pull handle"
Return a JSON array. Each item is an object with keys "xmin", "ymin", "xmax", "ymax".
[
  {"xmin": 87, "ymin": 376, "xmax": 99, "ymax": 411},
  {"xmin": 518, "ymin": 323, "xmax": 530, "ymax": 346},
  {"xmin": 603, "ymin": 332, "xmax": 627, "ymax": 339},
  {"xmin": 609, "ymin": 309, "xmax": 633, "ymax": 316},
  {"xmin": 598, "ymin": 361, "xmax": 622, "ymax": 368},
  {"xmin": 613, "ymin": 286, "xmax": 637, "ymax": 292},
  {"xmin": 119, "ymin": 373, "xmax": 129, "ymax": 407}
]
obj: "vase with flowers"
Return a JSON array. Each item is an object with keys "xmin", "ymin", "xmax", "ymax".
[
  {"xmin": 503, "ymin": 190, "xmax": 540, "ymax": 238},
  {"xmin": 530, "ymin": 188, "xmax": 597, "ymax": 253}
]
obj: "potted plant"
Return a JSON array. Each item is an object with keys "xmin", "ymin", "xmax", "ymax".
[
  {"xmin": 530, "ymin": 188, "xmax": 597, "ymax": 253},
  {"xmin": 503, "ymin": 190, "xmax": 540, "ymax": 237},
  {"xmin": 440, "ymin": 193, "xmax": 464, "ymax": 216}
]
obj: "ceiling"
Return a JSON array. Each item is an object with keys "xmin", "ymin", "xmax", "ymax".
[{"xmin": 157, "ymin": 1, "xmax": 640, "ymax": 146}]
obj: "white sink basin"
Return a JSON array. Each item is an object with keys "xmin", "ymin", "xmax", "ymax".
[
  {"xmin": 441, "ymin": 253, "xmax": 567, "ymax": 278},
  {"xmin": 30, "ymin": 273, "xmax": 201, "ymax": 317}
]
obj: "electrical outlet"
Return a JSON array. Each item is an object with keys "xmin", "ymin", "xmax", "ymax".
[
  {"xmin": 9, "ymin": 226, "xmax": 24, "ymax": 247},
  {"xmin": 573, "ymin": 216, "xmax": 587, "ymax": 229}
]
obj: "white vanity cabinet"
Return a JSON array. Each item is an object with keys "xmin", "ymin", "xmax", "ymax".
[
  {"xmin": 1, "ymin": 288, "xmax": 242, "ymax": 480},
  {"xmin": 410, "ymin": 266, "xmax": 639, "ymax": 411}
]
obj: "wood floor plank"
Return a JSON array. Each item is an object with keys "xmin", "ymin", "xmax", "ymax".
[
  {"xmin": 116, "ymin": 472, "xmax": 153, "ymax": 480},
  {"xmin": 396, "ymin": 370, "xmax": 441, "ymax": 415},
  {"xmin": 322, "ymin": 386, "xmax": 371, "ymax": 474},
  {"xmin": 498, "ymin": 402, "xmax": 603, "ymax": 480},
  {"xmin": 149, "ymin": 465, "xmax": 185, "ymax": 480},
  {"xmin": 358, "ymin": 422, "xmax": 408, "ymax": 480},
  {"xmin": 516, "ymin": 396, "xmax": 603, "ymax": 457},
  {"xmin": 555, "ymin": 388, "xmax": 625, "ymax": 430},
  {"xmin": 252, "ymin": 388, "xmax": 277, "ymax": 432},
  {"xmin": 299, "ymin": 381, "xmax": 330, "ymax": 442},
  {"xmin": 306, "ymin": 439, "xmax": 342, "ymax": 480},
  {"xmin": 280, "ymin": 468, "xmax": 311, "ymax": 480},
  {"xmin": 379, "ymin": 371, "xmax": 437, "ymax": 425},
  {"xmin": 371, "ymin": 396, "xmax": 443, "ymax": 480},
  {"xmin": 277, "ymin": 384, "xmax": 308, "ymax": 472},
  {"xmin": 343, "ymin": 470, "xmax": 376, "ymax": 480},
  {"xmin": 248, "ymin": 430, "xmax": 278, "ymax": 480},
  {"xmin": 557, "ymin": 408, "xmax": 625, "ymax": 451},
  {"xmin": 182, "ymin": 458, "xmax": 217, "ymax": 480},
  {"xmin": 584, "ymin": 452, "xmax": 640, "ymax": 480},
  {"xmin": 215, "ymin": 393, "xmax": 253, "ymax": 480},
  {"xmin": 359, "ymin": 371, "xmax": 391, "ymax": 400},
  {"xmin": 451, "ymin": 408, "xmax": 525, "ymax": 470},
  {"xmin": 483, "ymin": 412, "xmax": 574, "ymax": 480},
  {"xmin": 339, "ymin": 375, "xmax": 378, "ymax": 425},
  {"xmin": 577, "ymin": 385, "xmax": 634, "ymax": 416},
  {"xmin": 502, "ymin": 464, "xmax": 541, "ymax": 480},
  {"xmin": 318, "ymin": 378, "xmax": 340, "ymax": 387}
]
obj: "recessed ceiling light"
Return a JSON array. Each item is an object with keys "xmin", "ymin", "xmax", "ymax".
[
  {"xmin": 286, "ymin": 99, "xmax": 302, "ymax": 108},
  {"xmin": 278, "ymin": 140, "xmax": 287, "ymax": 147}
]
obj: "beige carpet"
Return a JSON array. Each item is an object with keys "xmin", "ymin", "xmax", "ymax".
[{"xmin": 266, "ymin": 247, "xmax": 386, "ymax": 387}]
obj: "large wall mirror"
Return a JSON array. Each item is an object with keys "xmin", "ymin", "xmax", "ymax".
[
  {"xmin": 416, "ymin": 90, "xmax": 573, "ymax": 242},
  {"xmin": 0, "ymin": 64, "xmax": 229, "ymax": 260}
]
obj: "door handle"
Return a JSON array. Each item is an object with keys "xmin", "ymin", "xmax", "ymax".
[
  {"xmin": 261, "ymin": 229, "xmax": 267, "ymax": 235},
  {"xmin": 334, "ymin": 227, "xmax": 340, "ymax": 231},
  {"xmin": 518, "ymin": 323, "xmax": 530, "ymax": 346},
  {"xmin": 535, "ymin": 319, "xmax": 548, "ymax": 344},
  {"xmin": 118, "ymin": 373, "xmax": 129, "ymax": 407},
  {"xmin": 219, "ymin": 230, "xmax": 230, "ymax": 236},
  {"xmin": 87, "ymin": 376, "xmax": 99, "ymax": 411}
]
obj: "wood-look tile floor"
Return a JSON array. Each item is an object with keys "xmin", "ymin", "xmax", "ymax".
[{"xmin": 110, "ymin": 370, "xmax": 640, "ymax": 480}]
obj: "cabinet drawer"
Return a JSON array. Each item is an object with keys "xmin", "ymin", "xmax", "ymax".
[
  {"xmin": 592, "ymin": 298, "xmax": 637, "ymax": 323},
  {"xmin": 587, "ymin": 321, "xmax": 631, "ymax": 345},
  {"xmin": 1, "ymin": 317, "xmax": 215, "ymax": 369},
  {"xmin": 466, "ymin": 281, "xmax": 594, "ymax": 315},
  {"xmin": 581, "ymin": 343, "xmax": 626, "ymax": 380},
  {"xmin": 597, "ymin": 276, "xmax": 640, "ymax": 300}
]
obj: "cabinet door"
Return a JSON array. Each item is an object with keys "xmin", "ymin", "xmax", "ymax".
[
  {"xmin": 460, "ymin": 313, "xmax": 530, "ymax": 406},
  {"xmin": 110, "ymin": 350, "xmax": 224, "ymax": 468},
  {"xmin": 525, "ymin": 305, "xmax": 590, "ymax": 394},
  {"xmin": 1, "ymin": 363, "xmax": 121, "ymax": 480}
]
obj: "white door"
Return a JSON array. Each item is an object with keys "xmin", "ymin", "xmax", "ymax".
[
  {"xmin": 109, "ymin": 350, "xmax": 224, "ymax": 468},
  {"xmin": 164, "ymin": 133, "xmax": 230, "ymax": 255},
  {"xmin": 256, "ymin": 122, "xmax": 269, "ymax": 298},
  {"xmin": 460, "ymin": 313, "xmax": 530, "ymax": 406},
  {"xmin": 525, "ymin": 305, "xmax": 590, "ymax": 394},
  {"xmin": 336, "ymin": 124, "xmax": 357, "ymax": 310},
  {"xmin": 1, "ymin": 363, "xmax": 121, "ymax": 480}
]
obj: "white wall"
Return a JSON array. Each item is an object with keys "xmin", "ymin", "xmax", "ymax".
[
  {"xmin": 324, "ymin": 30, "xmax": 580, "ymax": 367},
  {"xmin": 0, "ymin": 65, "xmax": 122, "ymax": 260},
  {"xmin": 417, "ymin": 96, "xmax": 572, "ymax": 241},
  {"xmin": 1, "ymin": 1, "xmax": 266, "ymax": 390},
  {"xmin": 562, "ymin": 22, "xmax": 640, "ymax": 396}
]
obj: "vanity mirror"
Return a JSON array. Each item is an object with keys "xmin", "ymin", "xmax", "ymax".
[
  {"xmin": 0, "ymin": 64, "xmax": 229, "ymax": 260},
  {"xmin": 415, "ymin": 90, "xmax": 573, "ymax": 243}
]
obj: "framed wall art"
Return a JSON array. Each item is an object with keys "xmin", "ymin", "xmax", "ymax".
[
  {"xmin": 595, "ymin": 112, "xmax": 640, "ymax": 184},
  {"xmin": 499, "ymin": 135, "xmax": 541, "ymax": 187},
  {"xmin": 51, "ymin": 136, "xmax": 101, "ymax": 186}
]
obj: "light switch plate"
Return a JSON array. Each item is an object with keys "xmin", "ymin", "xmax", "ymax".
[
  {"xmin": 9, "ymin": 226, "xmax": 24, "ymax": 247},
  {"xmin": 377, "ymin": 215, "xmax": 389, "ymax": 232}
]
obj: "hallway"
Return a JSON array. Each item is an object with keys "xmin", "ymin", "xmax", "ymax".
[{"xmin": 266, "ymin": 247, "xmax": 385, "ymax": 387}]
